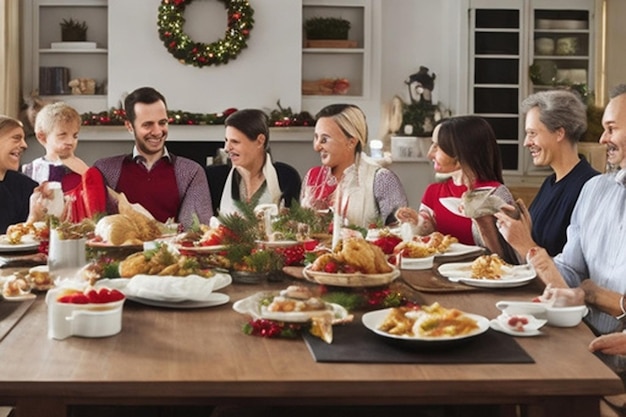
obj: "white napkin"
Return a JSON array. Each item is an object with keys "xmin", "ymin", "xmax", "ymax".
[{"xmin": 124, "ymin": 275, "xmax": 216, "ymax": 302}]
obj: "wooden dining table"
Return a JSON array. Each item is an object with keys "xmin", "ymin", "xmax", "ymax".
[{"xmin": 0, "ymin": 259, "xmax": 622, "ymax": 417}]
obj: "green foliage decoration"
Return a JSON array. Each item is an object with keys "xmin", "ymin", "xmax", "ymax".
[
  {"xmin": 304, "ymin": 17, "xmax": 350, "ymax": 40},
  {"xmin": 157, "ymin": 0, "xmax": 254, "ymax": 68}
]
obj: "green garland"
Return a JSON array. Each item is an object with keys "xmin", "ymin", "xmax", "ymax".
[
  {"xmin": 80, "ymin": 106, "xmax": 314, "ymax": 127},
  {"xmin": 157, "ymin": 0, "xmax": 254, "ymax": 68}
]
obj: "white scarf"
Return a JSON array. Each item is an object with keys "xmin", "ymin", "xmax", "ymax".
[
  {"xmin": 219, "ymin": 153, "xmax": 282, "ymax": 215},
  {"xmin": 337, "ymin": 153, "xmax": 380, "ymax": 227}
]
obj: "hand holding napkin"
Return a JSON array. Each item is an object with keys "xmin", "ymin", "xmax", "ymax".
[{"xmin": 124, "ymin": 275, "xmax": 216, "ymax": 302}]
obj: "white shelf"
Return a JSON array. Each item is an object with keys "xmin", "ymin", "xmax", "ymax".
[
  {"xmin": 301, "ymin": 0, "xmax": 371, "ymax": 105},
  {"xmin": 303, "ymin": 48, "xmax": 365, "ymax": 54},
  {"xmin": 40, "ymin": 48, "xmax": 107, "ymax": 54},
  {"xmin": 22, "ymin": 0, "xmax": 108, "ymax": 107}
]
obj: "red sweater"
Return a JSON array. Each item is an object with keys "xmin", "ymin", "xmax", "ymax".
[{"xmin": 117, "ymin": 158, "xmax": 180, "ymax": 222}]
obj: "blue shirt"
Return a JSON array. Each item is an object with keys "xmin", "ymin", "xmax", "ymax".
[
  {"xmin": 555, "ymin": 171, "xmax": 626, "ymax": 334},
  {"xmin": 529, "ymin": 159, "xmax": 599, "ymax": 256}
]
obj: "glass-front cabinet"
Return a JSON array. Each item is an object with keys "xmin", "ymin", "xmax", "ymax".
[{"xmin": 468, "ymin": 0, "xmax": 596, "ymax": 174}]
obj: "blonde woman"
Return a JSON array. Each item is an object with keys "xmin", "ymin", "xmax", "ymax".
[{"xmin": 300, "ymin": 104, "xmax": 408, "ymax": 227}]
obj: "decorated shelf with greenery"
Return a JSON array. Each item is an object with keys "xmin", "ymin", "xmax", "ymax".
[
  {"xmin": 304, "ymin": 16, "xmax": 356, "ymax": 48},
  {"xmin": 60, "ymin": 18, "xmax": 87, "ymax": 42}
]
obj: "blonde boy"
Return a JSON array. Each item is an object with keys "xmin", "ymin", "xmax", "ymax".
[
  {"xmin": 22, "ymin": 102, "xmax": 106, "ymax": 221},
  {"xmin": 22, "ymin": 102, "xmax": 89, "ymax": 183}
]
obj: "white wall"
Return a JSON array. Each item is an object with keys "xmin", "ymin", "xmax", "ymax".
[
  {"xmin": 378, "ymin": 0, "xmax": 464, "ymax": 124},
  {"xmin": 106, "ymin": 0, "xmax": 464, "ymax": 143},
  {"xmin": 108, "ymin": 0, "xmax": 302, "ymax": 114}
]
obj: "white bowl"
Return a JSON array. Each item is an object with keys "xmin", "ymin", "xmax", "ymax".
[
  {"xmin": 46, "ymin": 288, "xmax": 124, "ymax": 340},
  {"xmin": 535, "ymin": 38, "xmax": 555, "ymax": 55},
  {"xmin": 556, "ymin": 37, "xmax": 578, "ymax": 55},
  {"xmin": 545, "ymin": 305, "xmax": 588, "ymax": 328}
]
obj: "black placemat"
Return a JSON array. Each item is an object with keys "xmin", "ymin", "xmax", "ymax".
[{"xmin": 303, "ymin": 322, "xmax": 534, "ymax": 364}]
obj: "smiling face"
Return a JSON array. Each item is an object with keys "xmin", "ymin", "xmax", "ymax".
[
  {"xmin": 600, "ymin": 94, "xmax": 626, "ymax": 170},
  {"xmin": 38, "ymin": 119, "xmax": 80, "ymax": 160},
  {"xmin": 224, "ymin": 126, "xmax": 265, "ymax": 171},
  {"xmin": 127, "ymin": 100, "xmax": 169, "ymax": 159},
  {"xmin": 0, "ymin": 125, "xmax": 27, "ymax": 180},
  {"xmin": 313, "ymin": 116, "xmax": 356, "ymax": 176},
  {"xmin": 523, "ymin": 107, "xmax": 562, "ymax": 168},
  {"xmin": 427, "ymin": 124, "xmax": 460, "ymax": 174}
]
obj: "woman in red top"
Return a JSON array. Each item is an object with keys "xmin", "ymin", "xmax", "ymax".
[{"xmin": 396, "ymin": 115, "xmax": 517, "ymax": 263}]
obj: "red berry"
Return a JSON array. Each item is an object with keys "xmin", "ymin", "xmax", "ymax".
[
  {"xmin": 70, "ymin": 294, "xmax": 90, "ymax": 304},
  {"xmin": 86, "ymin": 289, "xmax": 101, "ymax": 303},
  {"xmin": 108, "ymin": 289, "xmax": 125, "ymax": 302},
  {"xmin": 57, "ymin": 295, "xmax": 74, "ymax": 303},
  {"xmin": 324, "ymin": 261, "xmax": 338, "ymax": 273}
]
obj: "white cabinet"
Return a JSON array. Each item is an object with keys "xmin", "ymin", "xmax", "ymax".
[
  {"xmin": 22, "ymin": 0, "xmax": 108, "ymax": 113},
  {"xmin": 467, "ymin": 0, "xmax": 597, "ymax": 174},
  {"xmin": 301, "ymin": 0, "xmax": 372, "ymax": 110}
]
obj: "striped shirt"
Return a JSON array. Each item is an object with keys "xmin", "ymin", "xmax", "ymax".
[{"xmin": 555, "ymin": 171, "xmax": 626, "ymax": 334}]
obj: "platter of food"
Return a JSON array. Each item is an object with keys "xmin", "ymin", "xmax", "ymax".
[
  {"xmin": 362, "ymin": 303, "xmax": 489, "ymax": 347},
  {"xmin": 233, "ymin": 286, "xmax": 349, "ymax": 323},
  {"xmin": 1, "ymin": 274, "xmax": 36, "ymax": 301},
  {"xmin": 96, "ymin": 271, "xmax": 232, "ymax": 307},
  {"xmin": 302, "ymin": 264, "xmax": 401, "ymax": 288},
  {"xmin": 437, "ymin": 255, "xmax": 536, "ymax": 288},
  {"xmin": 0, "ymin": 234, "xmax": 39, "ymax": 252}
]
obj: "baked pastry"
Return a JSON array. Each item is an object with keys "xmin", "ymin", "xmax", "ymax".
[{"xmin": 94, "ymin": 194, "xmax": 161, "ymax": 245}]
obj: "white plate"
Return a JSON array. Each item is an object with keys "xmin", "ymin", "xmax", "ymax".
[
  {"xmin": 302, "ymin": 264, "xmax": 400, "ymax": 288},
  {"xmin": 437, "ymin": 262, "xmax": 536, "ymax": 288},
  {"xmin": 2, "ymin": 293, "xmax": 36, "ymax": 302},
  {"xmin": 0, "ymin": 235, "xmax": 39, "ymax": 252},
  {"xmin": 127, "ymin": 292, "xmax": 230, "ymax": 309},
  {"xmin": 495, "ymin": 312, "xmax": 546, "ymax": 334},
  {"xmin": 400, "ymin": 255, "xmax": 434, "ymax": 270},
  {"xmin": 255, "ymin": 240, "xmax": 299, "ymax": 248},
  {"xmin": 97, "ymin": 272, "xmax": 232, "ymax": 299},
  {"xmin": 435, "ymin": 242, "xmax": 484, "ymax": 258},
  {"xmin": 439, "ymin": 197, "xmax": 468, "ymax": 218},
  {"xmin": 85, "ymin": 239, "xmax": 143, "ymax": 250},
  {"xmin": 489, "ymin": 319, "xmax": 543, "ymax": 337},
  {"xmin": 362, "ymin": 308, "xmax": 489, "ymax": 346},
  {"xmin": 232, "ymin": 291, "xmax": 349, "ymax": 323},
  {"xmin": 174, "ymin": 244, "xmax": 227, "ymax": 253}
]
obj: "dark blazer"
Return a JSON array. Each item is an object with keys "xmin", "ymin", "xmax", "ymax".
[{"xmin": 205, "ymin": 161, "xmax": 302, "ymax": 214}]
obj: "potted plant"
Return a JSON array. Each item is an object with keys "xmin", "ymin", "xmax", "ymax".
[
  {"xmin": 304, "ymin": 17, "xmax": 355, "ymax": 48},
  {"xmin": 60, "ymin": 18, "xmax": 87, "ymax": 42},
  {"xmin": 304, "ymin": 17, "xmax": 350, "ymax": 40}
]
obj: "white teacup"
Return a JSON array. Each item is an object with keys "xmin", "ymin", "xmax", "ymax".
[{"xmin": 47, "ymin": 229, "xmax": 87, "ymax": 279}]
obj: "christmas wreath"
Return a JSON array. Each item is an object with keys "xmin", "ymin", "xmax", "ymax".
[{"xmin": 157, "ymin": 0, "xmax": 254, "ymax": 68}]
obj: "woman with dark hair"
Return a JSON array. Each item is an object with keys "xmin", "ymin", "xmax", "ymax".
[
  {"xmin": 206, "ymin": 108, "xmax": 301, "ymax": 214},
  {"xmin": 396, "ymin": 115, "xmax": 516, "ymax": 261},
  {"xmin": 300, "ymin": 104, "xmax": 408, "ymax": 227}
]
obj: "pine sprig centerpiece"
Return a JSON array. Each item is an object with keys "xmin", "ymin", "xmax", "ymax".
[
  {"xmin": 216, "ymin": 200, "xmax": 285, "ymax": 275},
  {"xmin": 272, "ymin": 201, "xmax": 332, "ymax": 241}
]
